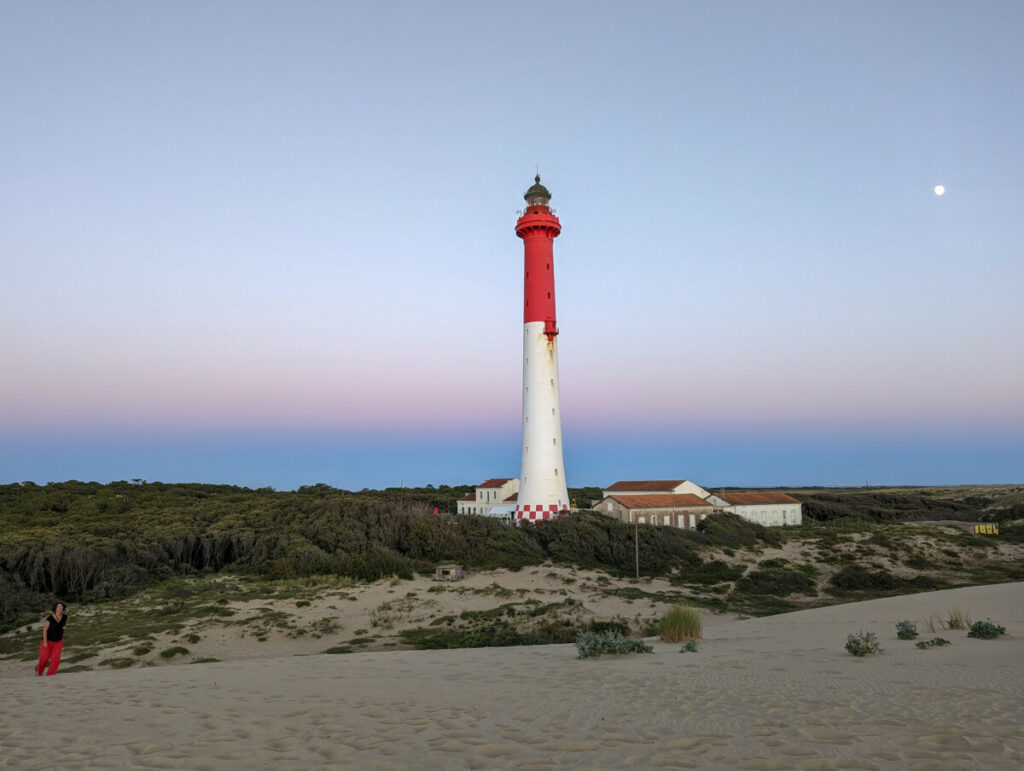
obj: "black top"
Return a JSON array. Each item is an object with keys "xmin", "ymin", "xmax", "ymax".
[{"xmin": 45, "ymin": 614, "xmax": 67, "ymax": 642}]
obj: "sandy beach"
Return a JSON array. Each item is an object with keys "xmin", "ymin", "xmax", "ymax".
[{"xmin": 2, "ymin": 581, "xmax": 1021, "ymax": 769}]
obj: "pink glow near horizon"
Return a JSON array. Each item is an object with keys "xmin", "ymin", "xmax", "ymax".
[{"xmin": 6, "ymin": 359, "xmax": 1021, "ymax": 440}]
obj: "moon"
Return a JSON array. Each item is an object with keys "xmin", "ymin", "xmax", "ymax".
[{"xmin": 934, "ymin": 185, "xmax": 946, "ymax": 196}]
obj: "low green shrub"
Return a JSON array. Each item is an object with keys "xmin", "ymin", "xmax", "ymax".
[
  {"xmin": 895, "ymin": 619, "xmax": 918, "ymax": 640},
  {"xmin": 829, "ymin": 566, "xmax": 939, "ymax": 595},
  {"xmin": 575, "ymin": 630, "xmax": 653, "ymax": 659},
  {"xmin": 680, "ymin": 639, "xmax": 700, "ymax": 653},
  {"xmin": 401, "ymin": 615, "xmax": 581, "ymax": 650},
  {"xmin": 736, "ymin": 564, "xmax": 816, "ymax": 596},
  {"xmin": 99, "ymin": 657, "xmax": 135, "ymax": 669},
  {"xmin": 159, "ymin": 646, "xmax": 190, "ymax": 659},
  {"xmin": 589, "ymin": 620, "xmax": 630, "ymax": 637},
  {"xmin": 697, "ymin": 513, "xmax": 782, "ymax": 549},
  {"xmin": 659, "ymin": 604, "xmax": 702, "ymax": 642},
  {"xmin": 845, "ymin": 631, "xmax": 881, "ymax": 656},
  {"xmin": 967, "ymin": 620, "xmax": 1006, "ymax": 639},
  {"xmin": 915, "ymin": 637, "xmax": 951, "ymax": 649},
  {"xmin": 830, "ymin": 566, "xmax": 896, "ymax": 591}
]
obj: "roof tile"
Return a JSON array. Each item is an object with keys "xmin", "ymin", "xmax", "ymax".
[
  {"xmin": 604, "ymin": 480, "xmax": 687, "ymax": 492},
  {"xmin": 722, "ymin": 492, "xmax": 800, "ymax": 505},
  {"xmin": 479, "ymin": 478, "xmax": 513, "ymax": 488},
  {"xmin": 604, "ymin": 494, "xmax": 711, "ymax": 509}
]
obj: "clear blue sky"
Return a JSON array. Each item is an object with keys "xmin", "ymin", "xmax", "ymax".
[{"xmin": 2, "ymin": 1, "xmax": 1022, "ymax": 489}]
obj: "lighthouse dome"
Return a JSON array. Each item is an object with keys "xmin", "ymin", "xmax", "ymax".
[{"xmin": 523, "ymin": 175, "xmax": 551, "ymax": 206}]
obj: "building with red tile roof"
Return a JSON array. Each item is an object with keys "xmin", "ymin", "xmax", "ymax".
[
  {"xmin": 719, "ymin": 492, "xmax": 802, "ymax": 526},
  {"xmin": 594, "ymin": 483, "xmax": 802, "ymax": 528},
  {"xmin": 601, "ymin": 480, "xmax": 727, "ymax": 507},
  {"xmin": 596, "ymin": 493, "xmax": 714, "ymax": 529},
  {"xmin": 456, "ymin": 478, "xmax": 520, "ymax": 521}
]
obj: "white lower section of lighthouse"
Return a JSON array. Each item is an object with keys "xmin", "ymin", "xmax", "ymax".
[{"xmin": 516, "ymin": 321, "xmax": 569, "ymax": 520}]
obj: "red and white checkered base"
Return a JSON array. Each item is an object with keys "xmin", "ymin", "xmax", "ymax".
[{"xmin": 514, "ymin": 504, "xmax": 565, "ymax": 522}]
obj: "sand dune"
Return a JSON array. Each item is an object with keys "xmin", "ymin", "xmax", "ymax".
[{"xmin": 3, "ymin": 582, "xmax": 1022, "ymax": 769}]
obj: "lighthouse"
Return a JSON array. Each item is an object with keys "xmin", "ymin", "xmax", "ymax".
[{"xmin": 515, "ymin": 175, "xmax": 569, "ymax": 522}]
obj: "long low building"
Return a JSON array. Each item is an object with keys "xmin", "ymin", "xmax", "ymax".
[
  {"xmin": 596, "ymin": 480, "xmax": 803, "ymax": 528},
  {"xmin": 719, "ymin": 491, "xmax": 802, "ymax": 527},
  {"xmin": 596, "ymin": 493, "xmax": 715, "ymax": 529}
]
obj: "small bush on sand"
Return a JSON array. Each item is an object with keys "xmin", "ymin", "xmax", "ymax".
[
  {"xmin": 845, "ymin": 631, "xmax": 881, "ymax": 657},
  {"xmin": 680, "ymin": 639, "xmax": 700, "ymax": 653},
  {"xmin": 896, "ymin": 620, "xmax": 918, "ymax": 640},
  {"xmin": 159, "ymin": 646, "xmax": 190, "ymax": 659},
  {"xmin": 915, "ymin": 637, "xmax": 951, "ymax": 649},
  {"xmin": 576, "ymin": 631, "xmax": 652, "ymax": 659},
  {"xmin": 659, "ymin": 604, "xmax": 702, "ymax": 642},
  {"xmin": 967, "ymin": 620, "xmax": 1006, "ymax": 639}
]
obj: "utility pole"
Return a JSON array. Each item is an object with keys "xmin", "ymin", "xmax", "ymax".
[{"xmin": 634, "ymin": 519, "xmax": 640, "ymax": 579}]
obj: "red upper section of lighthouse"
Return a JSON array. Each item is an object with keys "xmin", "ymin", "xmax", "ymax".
[{"xmin": 516, "ymin": 176, "xmax": 561, "ymax": 335}]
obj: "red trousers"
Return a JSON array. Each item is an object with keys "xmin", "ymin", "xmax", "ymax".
[{"xmin": 36, "ymin": 640, "xmax": 63, "ymax": 676}]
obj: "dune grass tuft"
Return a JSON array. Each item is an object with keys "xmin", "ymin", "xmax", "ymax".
[
  {"xmin": 659, "ymin": 604, "xmax": 702, "ymax": 642},
  {"xmin": 946, "ymin": 609, "xmax": 972, "ymax": 630}
]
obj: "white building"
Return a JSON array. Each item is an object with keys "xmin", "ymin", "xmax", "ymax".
[
  {"xmin": 457, "ymin": 478, "xmax": 520, "ymax": 519},
  {"xmin": 719, "ymin": 492, "xmax": 802, "ymax": 527}
]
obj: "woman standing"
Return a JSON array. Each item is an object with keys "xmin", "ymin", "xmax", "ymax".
[{"xmin": 36, "ymin": 602, "xmax": 68, "ymax": 676}]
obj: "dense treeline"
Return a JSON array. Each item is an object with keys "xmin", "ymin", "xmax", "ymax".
[
  {"xmin": 793, "ymin": 488, "xmax": 1024, "ymax": 523},
  {"xmin": 5, "ymin": 481, "xmax": 1017, "ymax": 627},
  {"xmin": 2, "ymin": 481, "xmax": 775, "ymax": 625}
]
